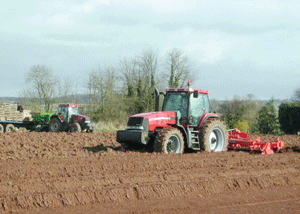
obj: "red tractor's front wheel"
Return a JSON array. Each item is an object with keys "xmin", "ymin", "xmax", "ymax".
[
  {"xmin": 70, "ymin": 122, "xmax": 81, "ymax": 133},
  {"xmin": 154, "ymin": 127, "xmax": 184, "ymax": 154},
  {"xmin": 49, "ymin": 118, "xmax": 62, "ymax": 132}
]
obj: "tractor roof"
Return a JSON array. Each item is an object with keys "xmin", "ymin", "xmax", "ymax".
[
  {"xmin": 59, "ymin": 104, "xmax": 79, "ymax": 108},
  {"xmin": 166, "ymin": 88, "xmax": 209, "ymax": 94}
]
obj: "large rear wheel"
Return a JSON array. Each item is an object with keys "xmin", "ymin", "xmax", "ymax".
[
  {"xmin": 49, "ymin": 118, "xmax": 62, "ymax": 132},
  {"xmin": 154, "ymin": 127, "xmax": 184, "ymax": 154},
  {"xmin": 199, "ymin": 118, "xmax": 228, "ymax": 152}
]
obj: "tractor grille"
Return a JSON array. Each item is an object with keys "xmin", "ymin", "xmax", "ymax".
[{"xmin": 127, "ymin": 117, "xmax": 143, "ymax": 126}]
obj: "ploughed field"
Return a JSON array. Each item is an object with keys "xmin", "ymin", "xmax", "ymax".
[{"xmin": 0, "ymin": 132, "xmax": 300, "ymax": 214}]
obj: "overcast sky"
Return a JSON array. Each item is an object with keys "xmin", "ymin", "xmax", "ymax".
[{"xmin": 1, "ymin": 0, "xmax": 300, "ymax": 100}]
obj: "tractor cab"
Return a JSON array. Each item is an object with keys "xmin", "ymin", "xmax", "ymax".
[
  {"xmin": 57, "ymin": 104, "xmax": 79, "ymax": 122},
  {"xmin": 162, "ymin": 88, "xmax": 210, "ymax": 126}
]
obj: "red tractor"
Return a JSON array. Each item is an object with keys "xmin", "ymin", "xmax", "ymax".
[
  {"xmin": 48, "ymin": 104, "xmax": 95, "ymax": 133},
  {"xmin": 117, "ymin": 84, "xmax": 228, "ymax": 153}
]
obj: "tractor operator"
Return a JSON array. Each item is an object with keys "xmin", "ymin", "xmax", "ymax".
[{"xmin": 17, "ymin": 103, "xmax": 24, "ymax": 112}]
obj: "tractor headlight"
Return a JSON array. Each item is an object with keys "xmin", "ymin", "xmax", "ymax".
[
  {"xmin": 126, "ymin": 125, "xmax": 144, "ymax": 130},
  {"xmin": 83, "ymin": 118, "xmax": 90, "ymax": 123}
]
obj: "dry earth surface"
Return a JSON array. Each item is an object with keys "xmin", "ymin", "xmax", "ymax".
[{"xmin": 0, "ymin": 132, "xmax": 299, "ymax": 214}]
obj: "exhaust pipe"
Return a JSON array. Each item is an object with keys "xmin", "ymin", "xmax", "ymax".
[{"xmin": 154, "ymin": 88, "xmax": 159, "ymax": 111}]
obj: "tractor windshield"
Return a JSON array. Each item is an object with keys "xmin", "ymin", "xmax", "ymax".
[
  {"xmin": 163, "ymin": 92, "xmax": 189, "ymax": 118},
  {"xmin": 68, "ymin": 107, "xmax": 79, "ymax": 116},
  {"xmin": 58, "ymin": 107, "xmax": 68, "ymax": 119}
]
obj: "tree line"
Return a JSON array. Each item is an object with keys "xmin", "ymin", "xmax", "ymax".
[
  {"xmin": 21, "ymin": 48, "xmax": 194, "ymax": 123},
  {"xmin": 20, "ymin": 47, "xmax": 300, "ymax": 135}
]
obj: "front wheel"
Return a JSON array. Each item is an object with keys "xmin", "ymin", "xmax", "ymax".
[
  {"xmin": 199, "ymin": 118, "xmax": 228, "ymax": 152},
  {"xmin": 154, "ymin": 127, "xmax": 184, "ymax": 154},
  {"xmin": 70, "ymin": 122, "xmax": 81, "ymax": 132}
]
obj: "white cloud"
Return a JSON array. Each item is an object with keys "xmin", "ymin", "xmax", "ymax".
[
  {"xmin": 194, "ymin": 36, "xmax": 251, "ymax": 63},
  {"xmin": 71, "ymin": 0, "xmax": 110, "ymax": 13},
  {"xmin": 164, "ymin": 28, "xmax": 253, "ymax": 64},
  {"xmin": 23, "ymin": 0, "xmax": 110, "ymax": 29}
]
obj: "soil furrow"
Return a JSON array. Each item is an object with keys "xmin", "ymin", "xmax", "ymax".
[{"xmin": 0, "ymin": 132, "xmax": 299, "ymax": 213}]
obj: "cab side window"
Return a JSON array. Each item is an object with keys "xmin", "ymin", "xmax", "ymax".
[
  {"xmin": 190, "ymin": 94, "xmax": 204, "ymax": 125},
  {"xmin": 203, "ymin": 94, "xmax": 210, "ymax": 112}
]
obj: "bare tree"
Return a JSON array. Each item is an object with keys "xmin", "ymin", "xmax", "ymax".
[
  {"xmin": 87, "ymin": 67, "xmax": 117, "ymax": 121},
  {"xmin": 135, "ymin": 48, "xmax": 159, "ymax": 112},
  {"xmin": 19, "ymin": 88, "xmax": 41, "ymax": 112},
  {"xmin": 118, "ymin": 49, "xmax": 159, "ymax": 113},
  {"xmin": 57, "ymin": 77, "xmax": 74, "ymax": 103},
  {"xmin": 25, "ymin": 65, "xmax": 58, "ymax": 112},
  {"xmin": 137, "ymin": 48, "xmax": 158, "ymax": 89},
  {"xmin": 118, "ymin": 57, "xmax": 138, "ymax": 97},
  {"xmin": 164, "ymin": 48, "xmax": 193, "ymax": 88}
]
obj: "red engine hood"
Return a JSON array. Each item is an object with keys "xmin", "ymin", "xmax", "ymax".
[
  {"xmin": 71, "ymin": 114, "xmax": 89, "ymax": 123},
  {"xmin": 131, "ymin": 111, "xmax": 177, "ymax": 131}
]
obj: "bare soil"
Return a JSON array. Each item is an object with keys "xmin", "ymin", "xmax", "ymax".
[{"xmin": 0, "ymin": 132, "xmax": 299, "ymax": 213}]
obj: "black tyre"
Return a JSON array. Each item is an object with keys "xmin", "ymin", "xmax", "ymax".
[
  {"xmin": 70, "ymin": 122, "xmax": 81, "ymax": 133},
  {"xmin": 154, "ymin": 127, "xmax": 184, "ymax": 154},
  {"xmin": 5, "ymin": 124, "xmax": 15, "ymax": 132},
  {"xmin": 49, "ymin": 118, "xmax": 62, "ymax": 132},
  {"xmin": 0, "ymin": 124, "xmax": 4, "ymax": 133},
  {"xmin": 199, "ymin": 118, "xmax": 228, "ymax": 152}
]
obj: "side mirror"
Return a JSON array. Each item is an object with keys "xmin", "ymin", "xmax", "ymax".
[
  {"xmin": 193, "ymin": 91, "xmax": 199, "ymax": 98},
  {"xmin": 159, "ymin": 91, "xmax": 165, "ymax": 96}
]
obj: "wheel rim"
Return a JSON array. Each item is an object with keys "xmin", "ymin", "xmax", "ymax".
[
  {"xmin": 166, "ymin": 135, "xmax": 181, "ymax": 153},
  {"xmin": 7, "ymin": 126, "xmax": 14, "ymax": 132},
  {"xmin": 51, "ymin": 120, "xmax": 60, "ymax": 131},
  {"xmin": 209, "ymin": 127, "xmax": 225, "ymax": 152},
  {"xmin": 71, "ymin": 124, "xmax": 78, "ymax": 132}
]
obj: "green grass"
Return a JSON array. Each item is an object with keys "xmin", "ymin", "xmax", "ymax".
[{"xmin": 94, "ymin": 120, "xmax": 126, "ymax": 132}]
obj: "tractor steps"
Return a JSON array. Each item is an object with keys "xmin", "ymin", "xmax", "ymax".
[{"xmin": 189, "ymin": 126, "xmax": 201, "ymax": 150}]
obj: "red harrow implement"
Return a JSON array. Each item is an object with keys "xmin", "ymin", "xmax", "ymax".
[{"xmin": 228, "ymin": 129, "xmax": 285, "ymax": 154}]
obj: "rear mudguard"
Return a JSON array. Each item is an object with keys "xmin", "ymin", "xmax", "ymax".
[
  {"xmin": 198, "ymin": 113, "xmax": 218, "ymax": 128},
  {"xmin": 50, "ymin": 114, "xmax": 64, "ymax": 123},
  {"xmin": 49, "ymin": 114, "xmax": 66, "ymax": 131}
]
